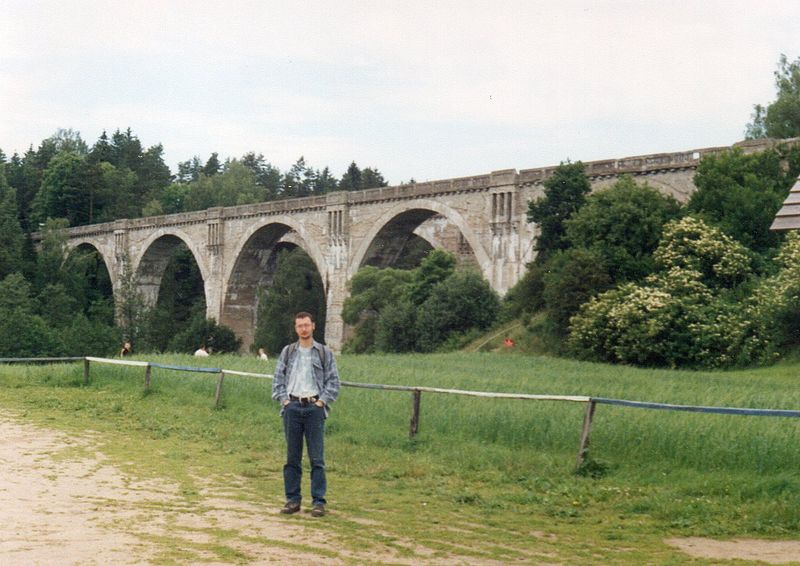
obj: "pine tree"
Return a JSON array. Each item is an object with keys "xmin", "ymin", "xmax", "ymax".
[{"xmin": 0, "ymin": 167, "xmax": 24, "ymax": 279}]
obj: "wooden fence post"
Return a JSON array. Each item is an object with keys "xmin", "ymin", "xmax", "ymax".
[
  {"xmin": 83, "ymin": 358, "xmax": 90, "ymax": 385},
  {"xmin": 214, "ymin": 371, "xmax": 225, "ymax": 408},
  {"xmin": 409, "ymin": 389, "xmax": 421, "ymax": 437},
  {"xmin": 576, "ymin": 400, "xmax": 597, "ymax": 468},
  {"xmin": 144, "ymin": 364, "xmax": 152, "ymax": 392}
]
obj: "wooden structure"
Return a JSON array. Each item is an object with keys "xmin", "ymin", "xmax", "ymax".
[{"xmin": 772, "ymin": 177, "xmax": 800, "ymax": 231}]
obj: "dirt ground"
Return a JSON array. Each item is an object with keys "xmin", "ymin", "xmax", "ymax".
[
  {"xmin": 664, "ymin": 537, "xmax": 800, "ymax": 564},
  {"xmin": 0, "ymin": 414, "xmax": 330, "ymax": 565},
  {"xmin": 2, "ymin": 412, "xmax": 799, "ymax": 564}
]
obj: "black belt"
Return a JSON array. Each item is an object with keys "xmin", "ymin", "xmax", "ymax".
[{"xmin": 290, "ymin": 395, "xmax": 319, "ymax": 405}]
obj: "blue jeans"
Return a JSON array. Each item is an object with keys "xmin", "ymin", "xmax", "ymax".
[{"xmin": 282, "ymin": 401, "xmax": 326, "ymax": 505}]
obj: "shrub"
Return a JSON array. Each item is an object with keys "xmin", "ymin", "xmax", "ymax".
[
  {"xmin": 416, "ymin": 270, "xmax": 500, "ymax": 353},
  {"xmin": 568, "ymin": 217, "xmax": 758, "ymax": 368},
  {"xmin": 689, "ymin": 147, "xmax": 799, "ymax": 254},
  {"xmin": 169, "ymin": 313, "xmax": 242, "ymax": 354},
  {"xmin": 542, "ymin": 248, "xmax": 612, "ymax": 334},
  {"xmin": 501, "ymin": 262, "xmax": 546, "ymax": 318},
  {"xmin": 342, "ymin": 266, "xmax": 414, "ymax": 353},
  {"xmin": 375, "ymin": 298, "xmax": 418, "ymax": 353},
  {"xmin": 565, "ymin": 176, "xmax": 681, "ymax": 282},
  {"xmin": 654, "ymin": 216, "xmax": 751, "ymax": 288}
]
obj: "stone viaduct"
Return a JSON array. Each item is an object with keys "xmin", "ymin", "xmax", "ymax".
[{"xmin": 56, "ymin": 139, "xmax": 777, "ymax": 351}]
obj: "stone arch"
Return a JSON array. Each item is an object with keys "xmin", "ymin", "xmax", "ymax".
[
  {"xmin": 134, "ymin": 230, "xmax": 210, "ymax": 310},
  {"xmin": 221, "ymin": 217, "xmax": 328, "ymax": 351},
  {"xmin": 349, "ymin": 199, "xmax": 491, "ymax": 279},
  {"xmin": 63, "ymin": 241, "xmax": 116, "ymax": 323},
  {"xmin": 65, "ymin": 239, "xmax": 117, "ymax": 290}
]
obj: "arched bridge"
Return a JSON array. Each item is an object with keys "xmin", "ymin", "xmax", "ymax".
[{"xmin": 57, "ymin": 140, "xmax": 773, "ymax": 351}]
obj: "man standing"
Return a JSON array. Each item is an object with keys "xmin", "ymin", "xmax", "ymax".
[{"xmin": 272, "ymin": 312, "xmax": 340, "ymax": 517}]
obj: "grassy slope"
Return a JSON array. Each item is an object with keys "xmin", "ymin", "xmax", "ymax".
[{"xmin": 1, "ymin": 352, "xmax": 799, "ymax": 563}]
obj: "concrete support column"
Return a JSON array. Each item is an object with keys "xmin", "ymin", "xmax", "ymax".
[
  {"xmin": 324, "ymin": 192, "xmax": 350, "ymax": 351},
  {"xmin": 111, "ymin": 221, "xmax": 131, "ymax": 325},
  {"xmin": 489, "ymin": 170, "xmax": 520, "ymax": 294},
  {"xmin": 324, "ymin": 272, "xmax": 348, "ymax": 352},
  {"xmin": 204, "ymin": 208, "xmax": 225, "ymax": 322}
]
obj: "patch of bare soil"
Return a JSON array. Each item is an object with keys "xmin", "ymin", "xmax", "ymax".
[
  {"xmin": 0, "ymin": 414, "xmax": 321, "ymax": 564},
  {"xmin": 0, "ymin": 413, "xmax": 517, "ymax": 565},
  {"xmin": 665, "ymin": 537, "xmax": 800, "ymax": 564}
]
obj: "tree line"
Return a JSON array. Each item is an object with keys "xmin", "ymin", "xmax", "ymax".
[{"xmin": 2, "ymin": 127, "xmax": 393, "ymax": 232}]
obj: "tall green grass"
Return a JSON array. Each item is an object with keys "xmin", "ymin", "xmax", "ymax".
[{"xmin": 2, "ymin": 351, "xmax": 800, "ymax": 560}]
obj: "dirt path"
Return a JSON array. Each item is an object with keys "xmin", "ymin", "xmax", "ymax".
[
  {"xmin": 0, "ymin": 414, "xmax": 475, "ymax": 565},
  {"xmin": 664, "ymin": 537, "xmax": 800, "ymax": 564},
  {"xmin": 0, "ymin": 414, "xmax": 332, "ymax": 564}
]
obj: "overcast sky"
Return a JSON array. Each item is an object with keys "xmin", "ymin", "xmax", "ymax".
[{"xmin": 2, "ymin": 1, "xmax": 800, "ymax": 184}]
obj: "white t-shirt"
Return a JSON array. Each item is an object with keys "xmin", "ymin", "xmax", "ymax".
[
  {"xmin": 287, "ymin": 346, "xmax": 318, "ymax": 398},
  {"xmin": 194, "ymin": 348, "xmax": 209, "ymax": 357}
]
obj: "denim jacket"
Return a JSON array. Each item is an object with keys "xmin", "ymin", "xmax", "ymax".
[{"xmin": 271, "ymin": 340, "xmax": 340, "ymax": 418}]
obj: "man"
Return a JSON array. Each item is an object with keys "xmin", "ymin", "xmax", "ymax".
[
  {"xmin": 193, "ymin": 345, "xmax": 209, "ymax": 357},
  {"xmin": 272, "ymin": 312, "xmax": 340, "ymax": 517}
]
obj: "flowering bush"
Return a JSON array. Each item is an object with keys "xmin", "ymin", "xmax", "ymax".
[
  {"xmin": 569, "ymin": 217, "xmax": 766, "ymax": 368},
  {"xmin": 653, "ymin": 216, "xmax": 751, "ymax": 288}
]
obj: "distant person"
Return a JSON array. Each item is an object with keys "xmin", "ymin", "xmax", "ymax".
[
  {"xmin": 120, "ymin": 341, "xmax": 132, "ymax": 357},
  {"xmin": 257, "ymin": 347, "xmax": 269, "ymax": 361},
  {"xmin": 272, "ymin": 311, "xmax": 340, "ymax": 517},
  {"xmin": 194, "ymin": 345, "xmax": 209, "ymax": 357}
]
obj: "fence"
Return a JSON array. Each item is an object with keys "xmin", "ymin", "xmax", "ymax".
[{"xmin": 4, "ymin": 355, "xmax": 800, "ymax": 469}]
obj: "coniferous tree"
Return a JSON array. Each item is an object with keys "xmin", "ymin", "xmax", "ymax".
[
  {"xmin": 88, "ymin": 130, "xmax": 114, "ymax": 164},
  {"xmin": 241, "ymin": 152, "xmax": 282, "ymax": 201},
  {"xmin": 339, "ymin": 162, "xmax": 362, "ymax": 191},
  {"xmin": 361, "ymin": 167, "xmax": 388, "ymax": 189},
  {"xmin": 203, "ymin": 152, "xmax": 221, "ymax": 176},
  {"xmin": 177, "ymin": 156, "xmax": 203, "ymax": 183},
  {"xmin": 314, "ymin": 166, "xmax": 338, "ymax": 194},
  {"xmin": 0, "ymin": 167, "xmax": 24, "ymax": 279}
]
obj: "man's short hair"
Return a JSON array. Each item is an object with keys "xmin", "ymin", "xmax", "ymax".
[{"xmin": 295, "ymin": 311, "xmax": 314, "ymax": 323}]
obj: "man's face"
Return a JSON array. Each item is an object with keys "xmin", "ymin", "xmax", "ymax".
[{"xmin": 294, "ymin": 316, "xmax": 315, "ymax": 340}]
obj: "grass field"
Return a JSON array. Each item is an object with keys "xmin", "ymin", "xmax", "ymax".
[{"xmin": 2, "ymin": 351, "xmax": 800, "ymax": 563}]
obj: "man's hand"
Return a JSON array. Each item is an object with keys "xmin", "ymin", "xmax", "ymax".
[
  {"xmin": 315, "ymin": 400, "xmax": 325, "ymax": 408},
  {"xmin": 283, "ymin": 399, "xmax": 290, "ymax": 406}
]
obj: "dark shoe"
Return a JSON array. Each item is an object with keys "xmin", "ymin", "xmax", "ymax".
[
  {"xmin": 280, "ymin": 500, "xmax": 301, "ymax": 514},
  {"xmin": 311, "ymin": 504, "xmax": 326, "ymax": 517}
]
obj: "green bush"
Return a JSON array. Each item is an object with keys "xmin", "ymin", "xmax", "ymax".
[
  {"xmin": 564, "ymin": 176, "xmax": 681, "ymax": 282},
  {"xmin": 342, "ymin": 266, "xmax": 414, "ymax": 353},
  {"xmin": 168, "ymin": 313, "xmax": 242, "ymax": 354},
  {"xmin": 501, "ymin": 261, "xmax": 546, "ymax": 318},
  {"xmin": 568, "ymin": 217, "xmax": 757, "ymax": 368},
  {"xmin": 542, "ymin": 248, "xmax": 612, "ymax": 334},
  {"xmin": 689, "ymin": 146, "xmax": 800, "ymax": 254},
  {"xmin": 0, "ymin": 273, "xmax": 64, "ymax": 357},
  {"xmin": 375, "ymin": 297, "xmax": 418, "ymax": 353},
  {"xmin": 653, "ymin": 216, "xmax": 751, "ymax": 288},
  {"xmin": 416, "ymin": 270, "xmax": 500, "ymax": 352}
]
